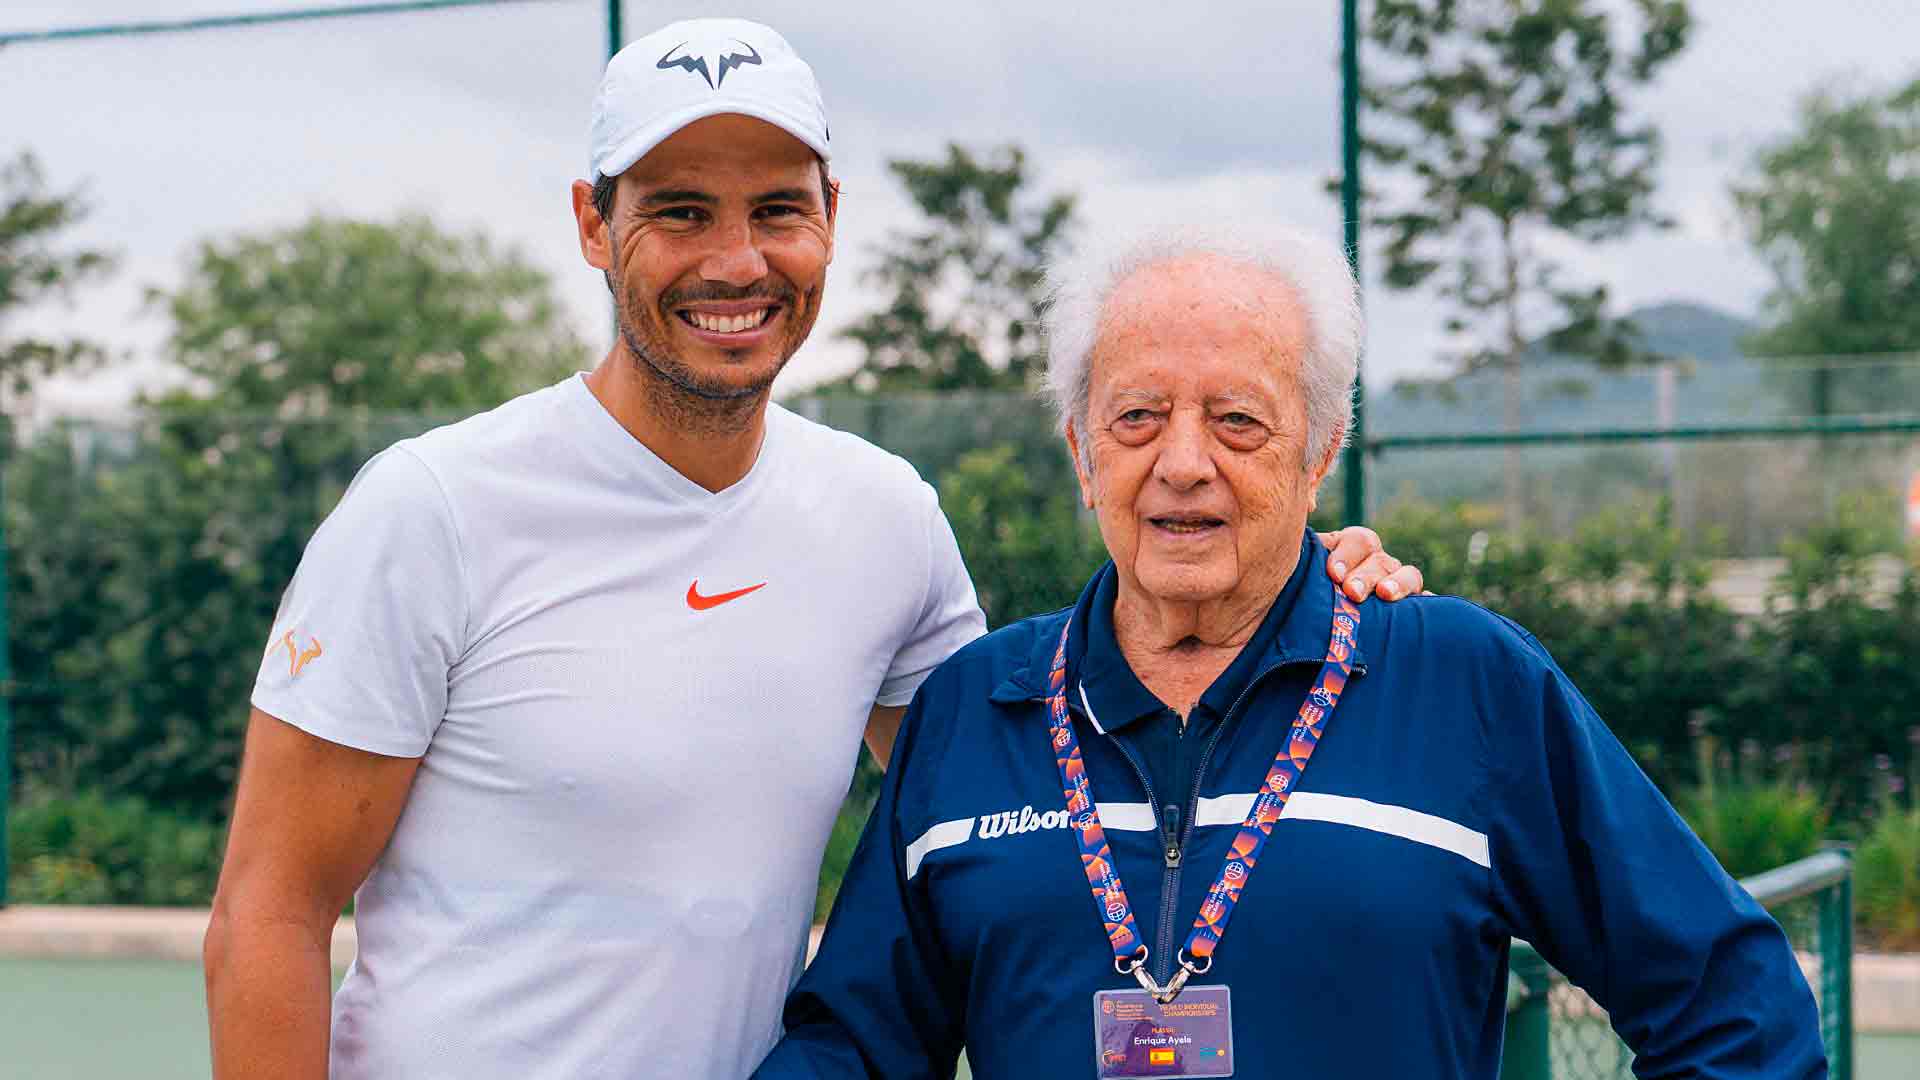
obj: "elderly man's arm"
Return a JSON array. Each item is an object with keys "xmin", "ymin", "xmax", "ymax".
[
  {"xmin": 756, "ymin": 695, "xmax": 964, "ymax": 1080},
  {"xmin": 204, "ymin": 710, "xmax": 419, "ymax": 1079},
  {"xmin": 1485, "ymin": 633, "xmax": 1826, "ymax": 1077}
]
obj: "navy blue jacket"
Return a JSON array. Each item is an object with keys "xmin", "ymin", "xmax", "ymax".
[{"xmin": 757, "ymin": 535, "xmax": 1825, "ymax": 1080}]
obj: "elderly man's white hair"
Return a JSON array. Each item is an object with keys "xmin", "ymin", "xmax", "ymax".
[{"xmin": 1041, "ymin": 221, "xmax": 1362, "ymax": 472}]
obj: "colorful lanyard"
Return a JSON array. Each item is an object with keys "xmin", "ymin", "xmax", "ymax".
[{"xmin": 1045, "ymin": 586, "xmax": 1361, "ymax": 1003}]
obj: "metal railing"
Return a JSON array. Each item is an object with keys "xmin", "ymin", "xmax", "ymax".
[{"xmin": 1501, "ymin": 849, "xmax": 1855, "ymax": 1079}]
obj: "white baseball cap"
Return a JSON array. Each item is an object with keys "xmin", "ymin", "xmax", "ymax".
[{"xmin": 588, "ymin": 17, "xmax": 831, "ymax": 182}]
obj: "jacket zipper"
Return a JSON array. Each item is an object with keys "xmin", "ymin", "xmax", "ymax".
[
  {"xmin": 1102, "ymin": 733, "xmax": 1184, "ymax": 986},
  {"xmin": 1166, "ymin": 662, "xmax": 1313, "ymax": 982}
]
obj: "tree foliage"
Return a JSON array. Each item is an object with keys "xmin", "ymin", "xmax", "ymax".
[
  {"xmin": 0, "ymin": 151, "xmax": 113, "ymax": 416},
  {"xmin": 1359, "ymin": 0, "xmax": 1691, "ymax": 518},
  {"xmin": 830, "ymin": 144, "xmax": 1075, "ymax": 393},
  {"xmin": 1733, "ymin": 77, "xmax": 1920, "ymax": 358},
  {"xmin": 150, "ymin": 214, "xmax": 584, "ymax": 415},
  {"xmin": 1362, "ymin": 0, "xmax": 1691, "ymax": 365}
]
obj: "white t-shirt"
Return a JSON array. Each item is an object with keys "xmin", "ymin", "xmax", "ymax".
[{"xmin": 251, "ymin": 374, "xmax": 985, "ymax": 1080}]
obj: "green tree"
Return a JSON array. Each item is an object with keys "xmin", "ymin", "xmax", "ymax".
[
  {"xmin": 9, "ymin": 214, "xmax": 588, "ymax": 821},
  {"xmin": 1733, "ymin": 77, "xmax": 1920, "ymax": 414},
  {"xmin": 150, "ymin": 213, "xmax": 583, "ymax": 415},
  {"xmin": 0, "ymin": 151, "xmax": 113, "ymax": 418},
  {"xmin": 829, "ymin": 144, "xmax": 1075, "ymax": 392},
  {"xmin": 1358, "ymin": 0, "xmax": 1692, "ymax": 523}
]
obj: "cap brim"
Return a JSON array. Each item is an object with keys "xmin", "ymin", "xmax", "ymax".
[{"xmin": 592, "ymin": 100, "xmax": 831, "ymax": 181}]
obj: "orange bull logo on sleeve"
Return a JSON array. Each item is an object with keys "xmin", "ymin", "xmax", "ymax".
[{"xmin": 274, "ymin": 629, "xmax": 324, "ymax": 678}]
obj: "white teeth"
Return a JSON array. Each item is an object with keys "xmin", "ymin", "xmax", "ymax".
[{"xmin": 688, "ymin": 309, "xmax": 771, "ymax": 334}]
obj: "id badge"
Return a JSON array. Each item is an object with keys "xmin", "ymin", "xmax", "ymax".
[{"xmin": 1092, "ymin": 985, "xmax": 1233, "ymax": 1077}]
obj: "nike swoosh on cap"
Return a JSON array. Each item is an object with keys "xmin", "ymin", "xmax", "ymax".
[{"xmin": 686, "ymin": 580, "xmax": 767, "ymax": 611}]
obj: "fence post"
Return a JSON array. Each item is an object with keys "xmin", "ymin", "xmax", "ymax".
[
  {"xmin": 1818, "ymin": 854, "xmax": 1854, "ymax": 1080},
  {"xmin": 1503, "ymin": 943, "xmax": 1552, "ymax": 1080},
  {"xmin": 1339, "ymin": 0, "xmax": 1367, "ymax": 524},
  {"xmin": 0, "ymin": 415, "xmax": 12, "ymax": 908}
]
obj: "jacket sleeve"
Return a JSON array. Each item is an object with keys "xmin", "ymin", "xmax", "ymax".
[
  {"xmin": 1484, "ymin": 629, "xmax": 1827, "ymax": 1078},
  {"xmin": 753, "ymin": 685, "xmax": 967, "ymax": 1080}
]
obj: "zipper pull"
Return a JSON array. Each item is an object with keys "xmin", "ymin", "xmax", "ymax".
[{"xmin": 1162, "ymin": 803, "xmax": 1183, "ymax": 869}]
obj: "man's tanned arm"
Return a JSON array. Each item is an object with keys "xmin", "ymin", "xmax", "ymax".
[
  {"xmin": 865, "ymin": 705, "xmax": 907, "ymax": 770},
  {"xmin": 204, "ymin": 708, "xmax": 420, "ymax": 1080}
]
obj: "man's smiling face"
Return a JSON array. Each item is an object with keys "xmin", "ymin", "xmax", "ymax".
[{"xmin": 595, "ymin": 113, "xmax": 835, "ymax": 403}]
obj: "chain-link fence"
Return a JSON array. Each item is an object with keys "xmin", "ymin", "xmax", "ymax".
[
  {"xmin": 1349, "ymin": 352, "xmax": 1920, "ymax": 551},
  {"xmin": 1502, "ymin": 850, "xmax": 1856, "ymax": 1080}
]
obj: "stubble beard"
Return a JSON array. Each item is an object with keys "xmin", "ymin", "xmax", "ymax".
[{"xmin": 608, "ymin": 272, "xmax": 800, "ymax": 438}]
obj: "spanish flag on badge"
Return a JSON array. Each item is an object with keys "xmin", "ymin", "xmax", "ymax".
[{"xmin": 1149, "ymin": 1048, "xmax": 1177, "ymax": 1066}]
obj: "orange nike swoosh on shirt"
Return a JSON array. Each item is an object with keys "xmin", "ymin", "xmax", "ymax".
[{"xmin": 686, "ymin": 580, "xmax": 768, "ymax": 611}]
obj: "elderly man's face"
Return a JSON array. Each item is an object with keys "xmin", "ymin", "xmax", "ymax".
[
  {"xmin": 1068, "ymin": 256, "xmax": 1336, "ymax": 608},
  {"xmin": 585, "ymin": 114, "xmax": 834, "ymax": 401}
]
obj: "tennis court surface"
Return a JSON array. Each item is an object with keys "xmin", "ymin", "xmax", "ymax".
[{"xmin": 2, "ymin": 952, "xmax": 1915, "ymax": 1079}]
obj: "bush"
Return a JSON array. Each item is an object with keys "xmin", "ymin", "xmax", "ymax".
[
  {"xmin": 1677, "ymin": 781, "xmax": 1828, "ymax": 880},
  {"xmin": 1362, "ymin": 498, "xmax": 1755, "ymax": 793},
  {"xmin": 11, "ymin": 853, "xmax": 114, "ymax": 904},
  {"xmin": 1734, "ymin": 507, "xmax": 1920, "ymax": 822},
  {"xmin": 7, "ymin": 789, "xmax": 225, "ymax": 906},
  {"xmin": 1855, "ymin": 805, "xmax": 1920, "ymax": 950}
]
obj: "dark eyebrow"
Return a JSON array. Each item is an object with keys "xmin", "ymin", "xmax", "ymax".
[
  {"xmin": 754, "ymin": 187, "xmax": 818, "ymax": 206},
  {"xmin": 636, "ymin": 189, "xmax": 718, "ymax": 207}
]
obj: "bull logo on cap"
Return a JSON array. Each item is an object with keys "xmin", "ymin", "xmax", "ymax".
[{"xmin": 656, "ymin": 37, "xmax": 764, "ymax": 89}]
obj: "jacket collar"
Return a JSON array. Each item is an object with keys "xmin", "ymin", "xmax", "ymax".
[{"xmin": 989, "ymin": 529, "xmax": 1371, "ymax": 705}]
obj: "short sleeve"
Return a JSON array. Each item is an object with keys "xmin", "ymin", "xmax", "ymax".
[
  {"xmin": 875, "ymin": 485, "xmax": 985, "ymax": 707},
  {"xmin": 251, "ymin": 446, "xmax": 467, "ymax": 758}
]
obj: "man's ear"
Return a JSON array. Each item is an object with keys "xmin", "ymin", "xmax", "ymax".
[
  {"xmin": 823, "ymin": 177, "xmax": 840, "ymax": 265},
  {"xmin": 571, "ymin": 179, "xmax": 613, "ymax": 272},
  {"xmin": 1065, "ymin": 421, "xmax": 1095, "ymax": 510}
]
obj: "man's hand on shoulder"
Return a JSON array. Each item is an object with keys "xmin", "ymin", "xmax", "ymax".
[{"xmin": 1317, "ymin": 526, "xmax": 1427, "ymax": 602}]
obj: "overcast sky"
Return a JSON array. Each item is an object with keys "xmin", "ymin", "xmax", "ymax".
[{"xmin": 5, "ymin": 0, "xmax": 1918, "ymax": 424}]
